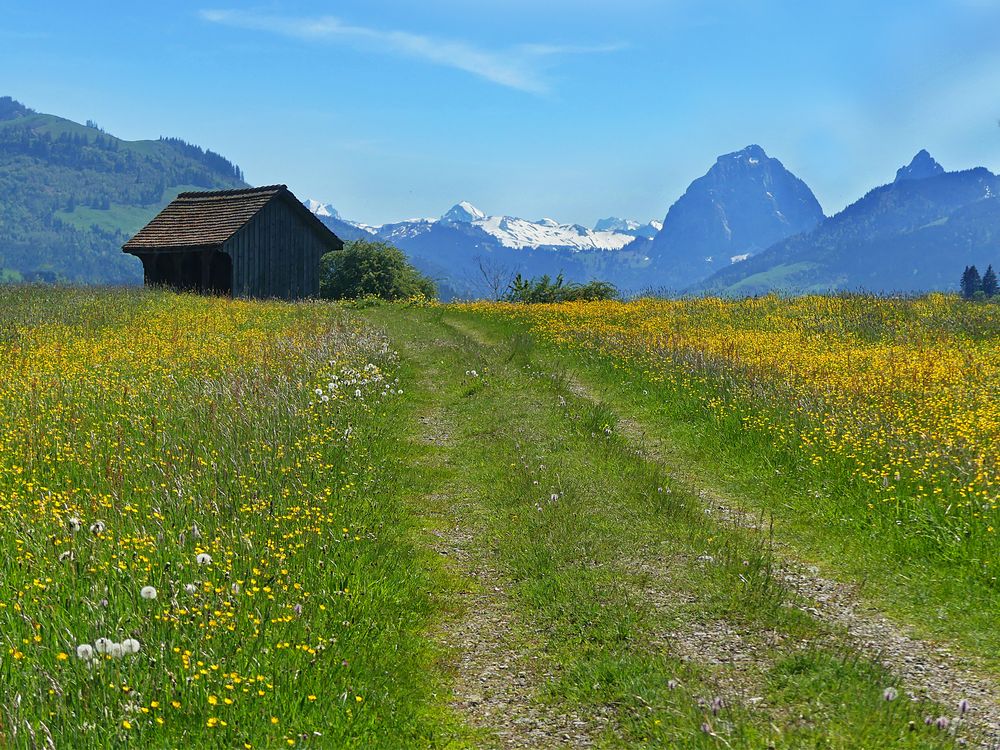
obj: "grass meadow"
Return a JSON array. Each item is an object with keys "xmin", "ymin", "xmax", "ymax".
[
  {"xmin": 461, "ymin": 295, "xmax": 1000, "ymax": 663},
  {"xmin": 0, "ymin": 287, "xmax": 453, "ymax": 748},
  {"xmin": 0, "ymin": 287, "xmax": 994, "ymax": 748}
]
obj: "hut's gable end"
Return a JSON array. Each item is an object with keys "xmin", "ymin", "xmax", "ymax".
[{"xmin": 224, "ymin": 195, "xmax": 330, "ymax": 300}]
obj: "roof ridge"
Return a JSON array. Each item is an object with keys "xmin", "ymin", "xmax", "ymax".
[
  {"xmin": 123, "ymin": 183, "xmax": 341, "ymax": 252},
  {"xmin": 176, "ymin": 184, "xmax": 286, "ymax": 199}
]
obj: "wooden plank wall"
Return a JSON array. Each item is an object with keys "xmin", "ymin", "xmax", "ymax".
[{"xmin": 225, "ymin": 198, "xmax": 326, "ymax": 300}]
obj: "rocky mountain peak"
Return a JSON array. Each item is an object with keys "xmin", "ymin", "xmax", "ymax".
[
  {"xmin": 894, "ymin": 150, "xmax": 945, "ymax": 183},
  {"xmin": 647, "ymin": 145, "xmax": 825, "ymax": 288}
]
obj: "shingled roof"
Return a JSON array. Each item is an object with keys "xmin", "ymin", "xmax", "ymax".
[{"xmin": 123, "ymin": 185, "xmax": 339, "ymax": 251}]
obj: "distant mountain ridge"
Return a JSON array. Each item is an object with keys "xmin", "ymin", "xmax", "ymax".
[
  {"xmin": 305, "ymin": 200, "xmax": 665, "ymax": 298},
  {"xmin": 304, "ymin": 144, "xmax": 826, "ymax": 297},
  {"xmin": 697, "ymin": 152, "xmax": 1000, "ymax": 295},
  {"xmin": 3, "ymin": 95, "xmax": 998, "ymax": 297},
  {"xmin": 322, "ymin": 200, "xmax": 658, "ymax": 252}
]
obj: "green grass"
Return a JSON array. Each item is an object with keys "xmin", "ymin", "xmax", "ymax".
[
  {"xmin": 722, "ymin": 261, "xmax": 826, "ymax": 294},
  {"xmin": 0, "ymin": 289, "xmax": 985, "ymax": 748},
  {"xmin": 0, "ymin": 288, "xmax": 464, "ymax": 748},
  {"xmin": 447, "ymin": 307, "xmax": 1000, "ymax": 676},
  {"xmin": 363, "ymin": 304, "xmax": 968, "ymax": 748}
]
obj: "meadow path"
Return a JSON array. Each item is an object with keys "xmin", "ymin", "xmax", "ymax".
[{"xmin": 369, "ymin": 306, "xmax": 997, "ymax": 749}]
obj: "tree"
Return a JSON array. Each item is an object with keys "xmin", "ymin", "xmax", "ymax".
[
  {"xmin": 474, "ymin": 255, "xmax": 516, "ymax": 301},
  {"xmin": 961, "ymin": 265, "xmax": 982, "ymax": 299},
  {"xmin": 319, "ymin": 239, "xmax": 436, "ymax": 301},
  {"xmin": 982, "ymin": 264, "xmax": 998, "ymax": 298}
]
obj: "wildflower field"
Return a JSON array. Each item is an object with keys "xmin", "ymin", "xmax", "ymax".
[
  {"xmin": 2, "ymin": 287, "xmax": 996, "ymax": 748},
  {"xmin": 463, "ymin": 294, "xmax": 1000, "ymax": 653},
  {"xmin": 0, "ymin": 287, "xmax": 446, "ymax": 748}
]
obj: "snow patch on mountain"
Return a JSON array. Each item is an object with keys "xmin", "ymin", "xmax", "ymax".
[
  {"xmin": 594, "ymin": 217, "xmax": 641, "ymax": 233},
  {"xmin": 441, "ymin": 201, "xmax": 487, "ymax": 223},
  {"xmin": 477, "ymin": 215, "xmax": 633, "ymax": 251},
  {"xmin": 305, "ymin": 198, "xmax": 640, "ymax": 252},
  {"xmin": 594, "ymin": 216, "xmax": 662, "ymax": 239}
]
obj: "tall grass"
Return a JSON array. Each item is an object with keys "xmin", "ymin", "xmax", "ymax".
[
  {"xmin": 460, "ymin": 295, "xmax": 1000, "ymax": 659},
  {"xmin": 0, "ymin": 286, "xmax": 448, "ymax": 748}
]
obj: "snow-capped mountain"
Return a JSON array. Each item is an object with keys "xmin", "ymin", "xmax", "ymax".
[
  {"xmin": 473, "ymin": 213, "xmax": 633, "ymax": 251},
  {"xmin": 302, "ymin": 199, "xmax": 339, "ymax": 218},
  {"xmin": 436, "ymin": 202, "xmax": 639, "ymax": 251},
  {"xmin": 303, "ymin": 198, "xmax": 653, "ymax": 298},
  {"xmin": 441, "ymin": 200, "xmax": 486, "ymax": 224},
  {"xmin": 594, "ymin": 217, "xmax": 663, "ymax": 239},
  {"xmin": 304, "ymin": 199, "xmax": 646, "ymax": 253}
]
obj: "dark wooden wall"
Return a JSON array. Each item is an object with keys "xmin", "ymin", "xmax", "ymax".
[{"xmin": 224, "ymin": 197, "xmax": 326, "ymax": 300}]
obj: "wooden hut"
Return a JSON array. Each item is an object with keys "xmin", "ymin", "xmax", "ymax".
[{"xmin": 123, "ymin": 185, "xmax": 341, "ymax": 299}]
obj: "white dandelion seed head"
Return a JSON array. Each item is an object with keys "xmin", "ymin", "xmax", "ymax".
[
  {"xmin": 76, "ymin": 643, "xmax": 94, "ymax": 660},
  {"xmin": 184, "ymin": 583, "xmax": 197, "ymax": 593},
  {"xmin": 314, "ymin": 387, "xmax": 323, "ymax": 396},
  {"xmin": 883, "ymin": 687, "xmax": 898, "ymax": 701},
  {"xmin": 321, "ymin": 394, "xmax": 330, "ymax": 402},
  {"xmin": 354, "ymin": 389, "xmax": 362, "ymax": 398},
  {"xmin": 67, "ymin": 517, "xmax": 82, "ymax": 532},
  {"xmin": 58, "ymin": 550, "xmax": 74, "ymax": 562},
  {"xmin": 89, "ymin": 520, "xmax": 106, "ymax": 535},
  {"xmin": 121, "ymin": 638, "xmax": 141, "ymax": 654},
  {"xmin": 94, "ymin": 637, "xmax": 112, "ymax": 654},
  {"xmin": 108, "ymin": 642, "xmax": 124, "ymax": 658},
  {"xmin": 140, "ymin": 586, "xmax": 157, "ymax": 600},
  {"xmin": 196, "ymin": 553, "xmax": 213, "ymax": 566}
]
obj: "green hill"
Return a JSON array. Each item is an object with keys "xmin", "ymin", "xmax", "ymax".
[{"xmin": 0, "ymin": 96, "xmax": 247, "ymax": 283}]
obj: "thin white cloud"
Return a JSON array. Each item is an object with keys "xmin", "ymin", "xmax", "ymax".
[{"xmin": 199, "ymin": 10, "xmax": 621, "ymax": 94}]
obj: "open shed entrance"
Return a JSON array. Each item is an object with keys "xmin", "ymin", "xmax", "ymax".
[{"xmin": 140, "ymin": 250, "xmax": 232, "ymax": 296}]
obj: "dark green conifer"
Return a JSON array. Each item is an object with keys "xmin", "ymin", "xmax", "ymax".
[
  {"xmin": 981, "ymin": 264, "xmax": 998, "ymax": 298},
  {"xmin": 961, "ymin": 265, "xmax": 982, "ymax": 299}
]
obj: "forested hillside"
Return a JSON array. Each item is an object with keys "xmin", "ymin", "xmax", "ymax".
[{"xmin": 0, "ymin": 97, "xmax": 246, "ymax": 283}]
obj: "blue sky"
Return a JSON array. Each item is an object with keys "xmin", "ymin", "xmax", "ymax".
[{"xmin": 3, "ymin": 0, "xmax": 999, "ymax": 225}]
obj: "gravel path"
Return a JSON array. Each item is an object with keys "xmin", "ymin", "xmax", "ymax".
[
  {"xmin": 413, "ymin": 408, "xmax": 605, "ymax": 748},
  {"xmin": 618, "ymin": 416, "xmax": 1000, "ymax": 748}
]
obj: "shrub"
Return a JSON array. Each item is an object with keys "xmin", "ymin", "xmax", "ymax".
[
  {"xmin": 320, "ymin": 240, "xmax": 437, "ymax": 301},
  {"xmin": 504, "ymin": 273, "xmax": 618, "ymax": 303}
]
